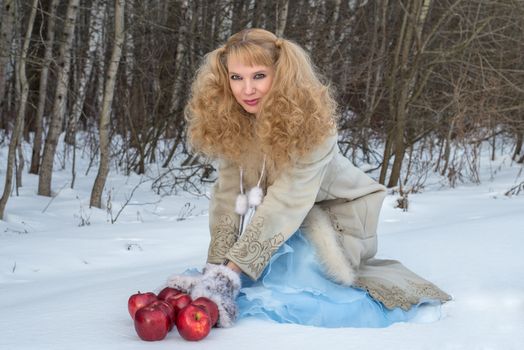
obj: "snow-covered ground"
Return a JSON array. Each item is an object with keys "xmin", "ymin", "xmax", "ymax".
[{"xmin": 1, "ymin": 142, "xmax": 523, "ymax": 350}]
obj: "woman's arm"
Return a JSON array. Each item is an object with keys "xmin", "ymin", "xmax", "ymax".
[
  {"xmin": 206, "ymin": 160, "xmax": 241, "ymax": 265},
  {"xmin": 225, "ymin": 133, "xmax": 338, "ymax": 280}
]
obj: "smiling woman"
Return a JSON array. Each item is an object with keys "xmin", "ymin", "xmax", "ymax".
[
  {"xmin": 185, "ymin": 29, "xmax": 336, "ymax": 173},
  {"xmin": 167, "ymin": 28, "xmax": 451, "ymax": 329}
]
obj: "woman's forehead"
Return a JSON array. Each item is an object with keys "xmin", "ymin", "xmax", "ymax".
[
  {"xmin": 227, "ymin": 56, "xmax": 272, "ymax": 73},
  {"xmin": 226, "ymin": 44, "xmax": 273, "ymax": 68}
]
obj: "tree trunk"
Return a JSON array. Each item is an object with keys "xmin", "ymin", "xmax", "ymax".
[
  {"xmin": 69, "ymin": 0, "xmax": 106, "ymax": 189},
  {"xmin": 168, "ymin": 0, "xmax": 188, "ymax": 118},
  {"xmin": 379, "ymin": 133, "xmax": 392, "ymax": 185},
  {"xmin": 441, "ymin": 118, "xmax": 456, "ymax": 176},
  {"xmin": 16, "ymin": 137, "xmax": 24, "ymax": 190},
  {"xmin": 29, "ymin": 0, "xmax": 59, "ymax": 175},
  {"xmin": 387, "ymin": 0, "xmax": 429, "ymax": 188},
  {"xmin": 38, "ymin": 0, "xmax": 81, "ymax": 197},
  {"xmin": 163, "ymin": 0, "xmax": 188, "ymax": 168},
  {"xmin": 66, "ymin": 0, "xmax": 105, "ymax": 145},
  {"xmin": 513, "ymin": 131, "xmax": 523, "ymax": 161},
  {"xmin": 275, "ymin": 0, "xmax": 289, "ymax": 37},
  {"xmin": 0, "ymin": 0, "xmax": 37, "ymax": 219},
  {"xmin": 0, "ymin": 0, "xmax": 15, "ymax": 123},
  {"xmin": 90, "ymin": 0, "xmax": 125, "ymax": 209},
  {"xmin": 389, "ymin": 1, "xmax": 420, "ymax": 187},
  {"xmin": 93, "ymin": 10, "xmax": 107, "ymax": 117}
]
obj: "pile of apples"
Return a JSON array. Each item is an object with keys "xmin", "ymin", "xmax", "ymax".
[{"xmin": 128, "ymin": 287, "xmax": 219, "ymax": 342}]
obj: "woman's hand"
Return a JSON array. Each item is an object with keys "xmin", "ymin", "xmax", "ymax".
[
  {"xmin": 226, "ymin": 260, "xmax": 242, "ymax": 274},
  {"xmin": 166, "ymin": 270, "xmax": 203, "ymax": 294},
  {"xmin": 166, "ymin": 263, "xmax": 242, "ymax": 328},
  {"xmin": 191, "ymin": 263, "xmax": 241, "ymax": 327}
]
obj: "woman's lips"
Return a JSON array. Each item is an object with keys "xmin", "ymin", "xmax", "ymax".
[{"xmin": 243, "ymin": 99, "xmax": 259, "ymax": 106}]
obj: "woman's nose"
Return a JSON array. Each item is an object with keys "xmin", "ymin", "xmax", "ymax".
[{"xmin": 243, "ymin": 80, "xmax": 255, "ymax": 94}]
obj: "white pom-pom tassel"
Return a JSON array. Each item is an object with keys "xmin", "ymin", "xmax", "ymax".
[
  {"xmin": 248, "ymin": 186, "xmax": 264, "ymax": 207},
  {"xmin": 235, "ymin": 194, "xmax": 248, "ymax": 215}
]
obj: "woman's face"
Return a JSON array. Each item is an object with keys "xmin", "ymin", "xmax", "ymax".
[{"xmin": 227, "ymin": 56, "xmax": 274, "ymax": 114}]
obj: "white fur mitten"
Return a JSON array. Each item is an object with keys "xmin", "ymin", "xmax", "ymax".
[{"xmin": 190, "ymin": 263, "xmax": 241, "ymax": 328}]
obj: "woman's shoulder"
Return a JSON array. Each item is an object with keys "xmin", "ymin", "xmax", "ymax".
[{"xmin": 295, "ymin": 130, "xmax": 338, "ymax": 166}]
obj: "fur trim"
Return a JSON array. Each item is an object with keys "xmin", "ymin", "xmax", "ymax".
[
  {"xmin": 190, "ymin": 288, "xmax": 237, "ymax": 328},
  {"xmin": 165, "ymin": 272, "xmax": 203, "ymax": 294},
  {"xmin": 190, "ymin": 264, "xmax": 241, "ymax": 328},
  {"xmin": 301, "ymin": 206, "xmax": 356, "ymax": 286},
  {"xmin": 248, "ymin": 186, "xmax": 264, "ymax": 207},
  {"xmin": 201, "ymin": 263, "xmax": 241, "ymax": 292},
  {"xmin": 235, "ymin": 193, "xmax": 248, "ymax": 215}
]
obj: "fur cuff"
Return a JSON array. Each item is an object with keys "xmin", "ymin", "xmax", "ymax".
[
  {"xmin": 165, "ymin": 271, "xmax": 203, "ymax": 294},
  {"xmin": 190, "ymin": 263, "xmax": 241, "ymax": 328},
  {"xmin": 201, "ymin": 263, "xmax": 242, "ymax": 293}
]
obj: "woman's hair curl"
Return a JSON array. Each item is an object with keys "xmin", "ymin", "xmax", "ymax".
[{"xmin": 186, "ymin": 28, "xmax": 338, "ymax": 171}]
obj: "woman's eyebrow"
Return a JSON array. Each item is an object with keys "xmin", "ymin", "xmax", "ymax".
[{"xmin": 228, "ymin": 69, "xmax": 268, "ymax": 75}]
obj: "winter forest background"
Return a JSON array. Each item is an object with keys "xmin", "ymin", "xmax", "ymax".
[{"xmin": 0, "ymin": 0, "xmax": 523, "ymax": 217}]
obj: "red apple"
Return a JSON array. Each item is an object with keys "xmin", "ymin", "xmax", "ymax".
[
  {"xmin": 165, "ymin": 293, "xmax": 192, "ymax": 314},
  {"xmin": 192, "ymin": 297, "xmax": 219, "ymax": 327},
  {"xmin": 134, "ymin": 305, "xmax": 170, "ymax": 341},
  {"xmin": 149, "ymin": 300, "xmax": 176, "ymax": 331},
  {"xmin": 176, "ymin": 304, "xmax": 211, "ymax": 341},
  {"xmin": 128, "ymin": 291, "xmax": 158, "ymax": 320},
  {"xmin": 158, "ymin": 287, "xmax": 181, "ymax": 301}
]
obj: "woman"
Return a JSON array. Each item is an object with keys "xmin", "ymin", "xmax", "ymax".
[{"xmin": 167, "ymin": 28, "xmax": 451, "ymax": 328}]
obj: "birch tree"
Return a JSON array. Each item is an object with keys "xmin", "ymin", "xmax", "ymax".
[
  {"xmin": 68, "ymin": 0, "xmax": 106, "ymax": 188},
  {"xmin": 38, "ymin": 0, "xmax": 81, "ymax": 197},
  {"xmin": 275, "ymin": 0, "xmax": 288, "ymax": 37},
  {"xmin": 0, "ymin": 0, "xmax": 38, "ymax": 219},
  {"xmin": 90, "ymin": 0, "xmax": 125, "ymax": 208},
  {"xmin": 162, "ymin": 0, "xmax": 189, "ymax": 168},
  {"xmin": 66, "ymin": 0, "xmax": 105, "ymax": 146}
]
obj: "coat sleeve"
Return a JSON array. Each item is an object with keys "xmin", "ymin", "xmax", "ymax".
[
  {"xmin": 225, "ymin": 133, "xmax": 338, "ymax": 280},
  {"xmin": 206, "ymin": 159, "xmax": 241, "ymax": 265}
]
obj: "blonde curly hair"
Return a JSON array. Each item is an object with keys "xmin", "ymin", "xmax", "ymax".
[{"xmin": 185, "ymin": 28, "xmax": 338, "ymax": 172}]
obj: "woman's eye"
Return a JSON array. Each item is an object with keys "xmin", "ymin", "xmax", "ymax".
[
  {"xmin": 230, "ymin": 75, "xmax": 241, "ymax": 80},
  {"xmin": 254, "ymin": 73, "xmax": 266, "ymax": 79}
]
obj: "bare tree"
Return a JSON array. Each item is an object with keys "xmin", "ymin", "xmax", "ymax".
[
  {"xmin": 29, "ymin": 0, "xmax": 60, "ymax": 175},
  {"xmin": 38, "ymin": 0, "xmax": 81, "ymax": 197},
  {"xmin": 0, "ymin": 0, "xmax": 15, "ymax": 125},
  {"xmin": 66, "ymin": 0, "xmax": 105, "ymax": 145},
  {"xmin": 90, "ymin": 0, "xmax": 125, "ymax": 208},
  {"xmin": 69, "ymin": 0, "xmax": 106, "ymax": 189},
  {"xmin": 382, "ymin": 0, "xmax": 435, "ymax": 187},
  {"xmin": 0, "ymin": 0, "xmax": 38, "ymax": 219}
]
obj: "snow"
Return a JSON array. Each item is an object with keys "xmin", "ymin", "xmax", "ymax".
[{"xmin": 1, "ymin": 143, "xmax": 523, "ymax": 350}]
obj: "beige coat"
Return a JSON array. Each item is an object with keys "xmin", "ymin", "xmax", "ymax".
[{"xmin": 207, "ymin": 133, "xmax": 451, "ymax": 310}]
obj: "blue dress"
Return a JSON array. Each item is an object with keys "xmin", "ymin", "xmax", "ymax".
[{"xmin": 236, "ymin": 230, "xmax": 442, "ymax": 328}]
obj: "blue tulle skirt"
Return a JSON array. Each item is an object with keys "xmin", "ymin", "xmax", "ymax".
[{"xmin": 237, "ymin": 230, "xmax": 442, "ymax": 328}]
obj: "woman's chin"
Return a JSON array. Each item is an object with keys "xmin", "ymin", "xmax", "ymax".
[{"xmin": 241, "ymin": 103, "xmax": 260, "ymax": 114}]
